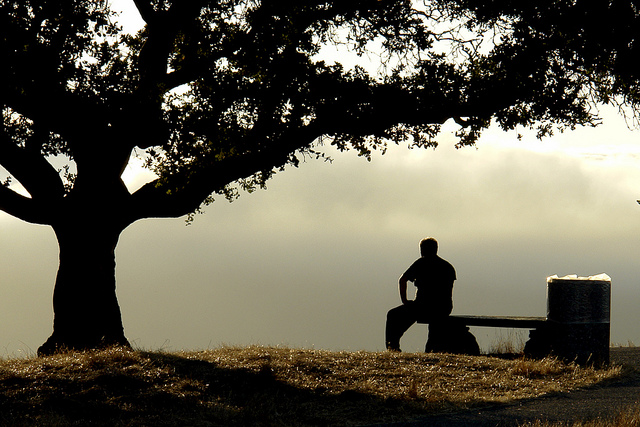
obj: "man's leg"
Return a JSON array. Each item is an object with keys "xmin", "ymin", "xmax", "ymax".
[{"xmin": 385, "ymin": 303, "xmax": 417, "ymax": 351}]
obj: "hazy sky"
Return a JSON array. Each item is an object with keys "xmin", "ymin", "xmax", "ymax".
[{"xmin": 1, "ymin": 2, "xmax": 639, "ymax": 357}]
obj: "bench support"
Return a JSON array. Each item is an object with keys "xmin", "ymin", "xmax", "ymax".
[
  {"xmin": 418, "ymin": 315, "xmax": 609, "ymax": 366},
  {"xmin": 423, "ymin": 320, "xmax": 480, "ymax": 356}
]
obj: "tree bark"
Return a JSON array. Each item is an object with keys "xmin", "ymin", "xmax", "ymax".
[{"xmin": 37, "ymin": 220, "xmax": 130, "ymax": 355}]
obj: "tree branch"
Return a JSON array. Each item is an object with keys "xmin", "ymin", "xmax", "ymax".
[
  {"xmin": 2, "ymin": 84, "xmax": 116, "ymax": 157},
  {"xmin": 131, "ymin": 0, "xmax": 156, "ymax": 25},
  {"xmin": 136, "ymin": 1, "xmax": 208, "ymax": 90},
  {"xmin": 0, "ymin": 185, "xmax": 50, "ymax": 225},
  {"xmin": 0, "ymin": 132, "xmax": 66, "ymax": 202},
  {"xmin": 131, "ymin": 1, "xmax": 210, "ymax": 149},
  {"xmin": 127, "ymin": 128, "xmax": 319, "ymax": 221}
]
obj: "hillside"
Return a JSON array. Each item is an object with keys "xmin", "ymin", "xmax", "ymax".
[{"xmin": 0, "ymin": 346, "xmax": 620, "ymax": 426}]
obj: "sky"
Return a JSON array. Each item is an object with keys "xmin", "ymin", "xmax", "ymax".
[{"xmin": 1, "ymin": 2, "xmax": 639, "ymax": 357}]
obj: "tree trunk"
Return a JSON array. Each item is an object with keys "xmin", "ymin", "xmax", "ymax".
[{"xmin": 37, "ymin": 221, "xmax": 130, "ymax": 355}]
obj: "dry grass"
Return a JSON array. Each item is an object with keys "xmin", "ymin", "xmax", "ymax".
[
  {"xmin": 487, "ymin": 329, "xmax": 527, "ymax": 355},
  {"xmin": 0, "ymin": 346, "xmax": 622, "ymax": 426},
  {"xmin": 520, "ymin": 405, "xmax": 640, "ymax": 427}
]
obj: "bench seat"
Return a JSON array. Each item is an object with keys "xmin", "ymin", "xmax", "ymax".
[{"xmin": 417, "ymin": 315, "xmax": 547, "ymax": 329}]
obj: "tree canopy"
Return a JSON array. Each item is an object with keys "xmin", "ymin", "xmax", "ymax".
[
  {"xmin": 3, "ymin": 0, "xmax": 638, "ymax": 225},
  {"xmin": 1, "ymin": 0, "xmax": 639, "ymax": 352}
]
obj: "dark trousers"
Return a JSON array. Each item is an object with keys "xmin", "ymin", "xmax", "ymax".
[{"xmin": 385, "ymin": 301, "xmax": 448, "ymax": 351}]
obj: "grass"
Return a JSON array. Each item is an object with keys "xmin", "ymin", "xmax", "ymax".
[
  {"xmin": 487, "ymin": 329, "xmax": 528, "ymax": 355},
  {"xmin": 0, "ymin": 346, "xmax": 622, "ymax": 426},
  {"xmin": 520, "ymin": 405, "xmax": 640, "ymax": 427}
]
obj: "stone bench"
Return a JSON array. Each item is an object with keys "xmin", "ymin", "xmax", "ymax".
[
  {"xmin": 417, "ymin": 313, "xmax": 609, "ymax": 366},
  {"xmin": 416, "ymin": 315, "xmax": 544, "ymax": 359},
  {"xmin": 415, "ymin": 275, "xmax": 611, "ymax": 366}
]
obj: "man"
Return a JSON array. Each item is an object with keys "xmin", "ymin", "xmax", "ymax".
[{"xmin": 385, "ymin": 237, "xmax": 456, "ymax": 352}]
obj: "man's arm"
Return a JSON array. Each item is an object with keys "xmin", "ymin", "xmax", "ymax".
[{"xmin": 399, "ymin": 275, "xmax": 410, "ymax": 305}]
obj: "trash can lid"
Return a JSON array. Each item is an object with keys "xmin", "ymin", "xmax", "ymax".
[{"xmin": 547, "ymin": 273, "xmax": 611, "ymax": 282}]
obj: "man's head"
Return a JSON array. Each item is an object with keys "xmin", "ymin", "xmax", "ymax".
[{"xmin": 419, "ymin": 237, "xmax": 438, "ymax": 257}]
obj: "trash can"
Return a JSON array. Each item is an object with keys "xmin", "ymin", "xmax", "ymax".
[{"xmin": 546, "ymin": 274, "xmax": 611, "ymax": 365}]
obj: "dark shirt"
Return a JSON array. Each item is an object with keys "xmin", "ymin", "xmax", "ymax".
[{"xmin": 401, "ymin": 255, "xmax": 456, "ymax": 317}]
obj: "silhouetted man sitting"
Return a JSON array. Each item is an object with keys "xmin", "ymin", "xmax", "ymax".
[{"xmin": 385, "ymin": 237, "xmax": 456, "ymax": 352}]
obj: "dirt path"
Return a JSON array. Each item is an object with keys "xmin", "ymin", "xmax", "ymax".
[{"xmin": 383, "ymin": 347, "xmax": 640, "ymax": 426}]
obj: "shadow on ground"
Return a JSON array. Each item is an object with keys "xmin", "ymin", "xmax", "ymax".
[{"xmin": 0, "ymin": 350, "xmax": 439, "ymax": 426}]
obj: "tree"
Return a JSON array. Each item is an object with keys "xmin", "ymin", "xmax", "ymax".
[{"xmin": 1, "ymin": 0, "xmax": 638, "ymax": 355}]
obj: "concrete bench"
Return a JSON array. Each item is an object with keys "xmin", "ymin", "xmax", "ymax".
[
  {"xmin": 415, "ymin": 315, "xmax": 547, "ymax": 360},
  {"xmin": 416, "ymin": 312, "xmax": 609, "ymax": 366},
  {"xmin": 414, "ymin": 276, "xmax": 612, "ymax": 366}
]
